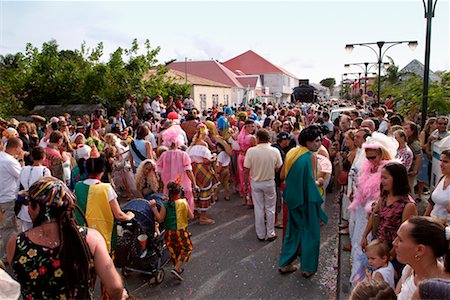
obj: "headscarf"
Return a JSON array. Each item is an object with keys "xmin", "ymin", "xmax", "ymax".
[{"xmin": 28, "ymin": 176, "xmax": 76, "ymax": 210}]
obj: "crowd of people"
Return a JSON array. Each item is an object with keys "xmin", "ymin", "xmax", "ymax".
[{"xmin": 0, "ymin": 92, "xmax": 449, "ymax": 299}]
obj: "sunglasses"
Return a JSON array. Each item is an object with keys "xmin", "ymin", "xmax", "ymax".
[
  {"xmin": 366, "ymin": 156, "xmax": 378, "ymax": 160},
  {"xmin": 438, "ymin": 123, "xmax": 448, "ymax": 125}
]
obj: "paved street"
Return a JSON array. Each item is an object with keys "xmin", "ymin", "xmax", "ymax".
[{"xmin": 122, "ymin": 190, "xmax": 339, "ymax": 300}]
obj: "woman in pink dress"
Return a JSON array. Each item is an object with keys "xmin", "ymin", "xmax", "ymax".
[
  {"xmin": 156, "ymin": 126, "xmax": 198, "ymax": 211},
  {"xmin": 238, "ymin": 120, "xmax": 257, "ymax": 206}
]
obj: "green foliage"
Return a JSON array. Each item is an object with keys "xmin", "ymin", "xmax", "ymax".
[
  {"xmin": 320, "ymin": 77, "xmax": 336, "ymax": 88},
  {"xmin": 367, "ymin": 57, "xmax": 450, "ymax": 116},
  {"xmin": 0, "ymin": 39, "xmax": 191, "ymax": 118}
]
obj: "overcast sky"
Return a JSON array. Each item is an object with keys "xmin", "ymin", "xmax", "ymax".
[{"xmin": 1, "ymin": 0, "xmax": 449, "ymax": 83}]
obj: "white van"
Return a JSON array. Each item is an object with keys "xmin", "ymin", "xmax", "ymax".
[{"xmin": 330, "ymin": 107, "xmax": 357, "ymax": 122}]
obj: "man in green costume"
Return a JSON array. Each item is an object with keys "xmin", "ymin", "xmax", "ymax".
[{"xmin": 279, "ymin": 125, "xmax": 328, "ymax": 278}]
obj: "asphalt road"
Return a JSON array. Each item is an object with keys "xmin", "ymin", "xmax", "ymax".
[{"xmin": 122, "ymin": 190, "xmax": 340, "ymax": 300}]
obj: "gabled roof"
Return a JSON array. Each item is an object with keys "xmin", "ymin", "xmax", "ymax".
[
  {"xmin": 236, "ymin": 75, "xmax": 259, "ymax": 88},
  {"xmin": 168, "ymin": 60, "xmax": 243, "ymax": 88},
  {"xmin": 400, "ymin": 59, "xmax": 440, "ymax": 82},
  {"xmin": 144, "ymin": 69, "xmax": 231, "ymax": 88},
  {"xmin": 223, "ymin": 50, "xmax": 299, "ymax": 80}
]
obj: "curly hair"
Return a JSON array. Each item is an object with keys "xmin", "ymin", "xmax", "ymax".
[{"xmin": 135, "ymin": 159, "xmax": 160, "ymax": 197}]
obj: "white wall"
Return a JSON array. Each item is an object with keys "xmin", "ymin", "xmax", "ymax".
[{"xmin": 191, "ymin": 85, "xmax": 232, "ymax": 110}]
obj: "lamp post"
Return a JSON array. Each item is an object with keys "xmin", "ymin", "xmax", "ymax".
[
  {"xmin": 421, "ymin": 0, "xmax": 438, "ymax": 129},
  {"xmin": 345, "ymin": 40, "xmax": 418, "ymax": 104},
  {"xmin": 344, "ymin": 62, "xmax": 389, "ymax": 95},
  {"xmin": 343, "ymin": 72, "xmax": 377, "ymax": 97}
]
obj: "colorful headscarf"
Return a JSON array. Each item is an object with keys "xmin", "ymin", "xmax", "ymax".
[{"xmin": 28, "ymin": 176, "xmax": 76, "ymax": 210}]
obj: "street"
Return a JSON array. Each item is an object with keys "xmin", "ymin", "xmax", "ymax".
[{"xmin": 122, "ymin": 190, "xmax": 339, "ymax": 300}]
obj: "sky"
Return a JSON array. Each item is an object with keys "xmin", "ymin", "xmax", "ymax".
[{"xmin": 1, "ymin": 0, "xmax": 449, "ymax": 84}]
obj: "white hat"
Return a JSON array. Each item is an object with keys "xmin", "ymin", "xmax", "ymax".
[{"xmin": 74, "ymin": 144, "xmax": 92, "ymax": 161}]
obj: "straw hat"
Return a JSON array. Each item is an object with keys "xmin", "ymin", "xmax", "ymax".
[{"xmin": 215, "ymin": 136, "xmax": 232, "ymax": 156}]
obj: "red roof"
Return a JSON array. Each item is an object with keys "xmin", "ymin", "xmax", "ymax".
[
  {"xmin": 223, "ymin": 50, "xmax": 299, "ymax": 80},
  {"xmin": 236, "ymin": 75, "xmax": 259, "ymax": 88},
  {"xmin": 168, "ymin": 60, "xmax": 243, "ymax": 88}
]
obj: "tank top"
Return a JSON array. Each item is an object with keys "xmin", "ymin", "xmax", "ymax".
[
  {"xmin": 372, "ymin": 262, "xmax": 395, "ymax": 289},
  {"xmin": 131, "ymin": 139, "xmax": 148, "ymax": 169},
  {"xmin": 12, "ymin": 227, "xmax": 95, "ymax": 299}
]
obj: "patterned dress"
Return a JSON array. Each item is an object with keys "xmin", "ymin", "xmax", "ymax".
[
  {"xmin": 187, "ymin": 145, "xmax": 218, "ymax": 211},
  {"xmin": 163, "ymin": 198, "xmax": 193, "ymax": 264},
  {"xmin": 12, "ymin": 227, "xmax": 94, "ymax": 299},
  {"xmin": 377, "ymin": 195, "xmax": 416, "ymax": 246}
]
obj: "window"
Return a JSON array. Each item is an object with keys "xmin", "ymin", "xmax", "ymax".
[
  {"xmin": 212, "ymin": 94, "xmax": 219, "ymax": 107},
  {"xmin": 200, "ymin": 94, "xmax": 207, "ymax": 111},
  {"xmin": 224, "ymin": 94, "xmax": 229, "ymax": 106},
  {"xmin": 260, "ymin": 74, "xmax": 264, "ymax": 86}
]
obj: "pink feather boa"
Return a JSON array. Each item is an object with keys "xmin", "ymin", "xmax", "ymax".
[
  {"xmin": 348, "ymin": 159, "xmax": 390, "ymax": 212},
  {"xmin": 162, "ymin": 126, "xmax": 183, "ymax": 148}
]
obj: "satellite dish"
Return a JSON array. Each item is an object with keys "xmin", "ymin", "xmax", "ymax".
[{"xmin": 274, "ymin": 92, "xmax": 282, "ymax": 98}]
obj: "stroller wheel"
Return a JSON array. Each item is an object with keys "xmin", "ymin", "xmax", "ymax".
[{"xmin": 155, "ymin": 269, "xmax": 165, "ymax": 284}]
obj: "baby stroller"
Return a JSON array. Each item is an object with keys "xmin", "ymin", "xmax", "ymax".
[{"xmin": 115, "ymin": 194, "xmax": 171, "ymax": 284}]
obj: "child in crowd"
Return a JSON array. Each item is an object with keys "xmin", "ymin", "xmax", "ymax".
[
  {"xmin": 215, "ymin": 142, "xmax": 231, "ymax": 201},
  {"xmin": 150, "ymin": 181, "xmax": 193, "ymax": 281},
  {"xmin": 349, "ymin": 279, "xmax": 396, "ymax": 300},
  {"xmin": 17, "ymin": 146, "xmax": 52, "ymax": 231},
  {"xmin": 364, "ymin": 239, "xmax": 395, "ymax": 289},
  {"xmin": 156, "ymin": 145, "xmax": 168, "ymax": 159}
]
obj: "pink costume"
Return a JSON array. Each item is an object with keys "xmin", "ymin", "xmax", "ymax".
[
  {"xmin": 156, "ymin": 149, "xmax": 194, "ymax": 211},
  {"xmin": 237, "ymin": 127, "xmax": 254, "ymax": 201},
  {"xmin": 156, "ymin": 126, "xmax": 194, "ymax": 211}
]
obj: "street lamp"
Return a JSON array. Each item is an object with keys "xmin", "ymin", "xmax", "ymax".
[
  {"xmin": 344, "ymin": 62, "xmax": 390, "ymax": 94},
  {"xmin": 343, "ymin": 72, "xmax": 377, "ymax": 97},
  {"xmin": 421, "ymin": 0, "xmax": 438, "ymax": 128},
  {"xmin": 345, "ymin": 40, "xmax": 418, "ymax": 103}
]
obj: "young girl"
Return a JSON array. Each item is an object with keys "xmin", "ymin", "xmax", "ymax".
[
  {"xmin": 150, "ymin": 182, "xmax": 194, "ymax": 281},
  {"xmin": 215, "ymin": 142, "xmax": 231, "ymax": 201},
  {"xmin": 365, "ymin": 239, "xmax": 395, "ymax": 289}
]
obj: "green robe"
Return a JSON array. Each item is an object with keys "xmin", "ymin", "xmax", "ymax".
[{"xmin": 279, "ymin": 150, "xmax": 328, "ymax": 273}]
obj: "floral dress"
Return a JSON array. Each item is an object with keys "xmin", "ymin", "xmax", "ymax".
[{"xmin": 12, "ymin": 227, "xmax": 94, "ymax": 300}]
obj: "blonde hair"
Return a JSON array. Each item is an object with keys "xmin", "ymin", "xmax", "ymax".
[
  {"xmin": 365, "ymin": 239, "xmax": 390, "ymax": 259},
  {"xmin": 349, "ymin": 279, "xmax": 396, "ymax": 300},
  {"xmin": 104, "ymin": 133, "xmax": 118, "ymax": 147},
  {"xmin": 135, "ymin": 159, "xmax": 160, "ymax": 196},
  {"xmin": 272, "ymin": 120, "xmax": 282, "ymax": 133}
]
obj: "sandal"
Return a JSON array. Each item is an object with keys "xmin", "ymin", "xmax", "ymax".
[
  {"xmin": 224, "ymin": 196, "xmax": 230, "ymax": 201},
  {"xmin": 279, "ymin": 264, "xmax": 298, "ymax": 274},
  {"xmin": 302, "ymin": 272, "xmax": 315, "ymax": 278},
  {"xmin": 199, "ymin": 218, "xmax": 215, "ymax": 225}
]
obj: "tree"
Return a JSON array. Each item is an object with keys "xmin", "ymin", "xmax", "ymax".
[
  {"xmin": 0, "ymin": 39, "xmax": 191, "ymax": 118},
  {"xmin": 320, "ymin": 77, "xmax": 336, "ymax": 96}
]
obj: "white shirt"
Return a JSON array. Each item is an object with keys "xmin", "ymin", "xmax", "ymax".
[
  {"xmin": 83, "ymin": 178, "xmax": 117, "ymax": 202},
  {"xmin": 147, "ymin": 132, "xmax": 157, "ymax": 149},
  {"xmin": 372, "ymin": 262, "xmax": 395, "ymax": 289},
  {"xmin": 217, "ymin": 151, "xmax": 231, "ymax": 167},
  {"xmin": 244, "ymin": 143, "xmax": 282, "ymax": 182},
  {"xmin": 228, "ymin": 137, "xmax": 240, "ymax": 151},
  {"xmin": 431, "ymin": 176, "xmax": 450, "ymax": 222},
  {"xmin": 0, "ymin": 151, "xmax": 22, "ymax": 203},
  {"xmin": 151, "ymin": 100, "xmax": 161, "ymax": 113},
  {"xmin": 183, "ymin": 98, "xmax": 195, "ymax": 110},
  {"xmin": 18, "ymin": 165, "xmax": 52, "ymax": 223}
]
